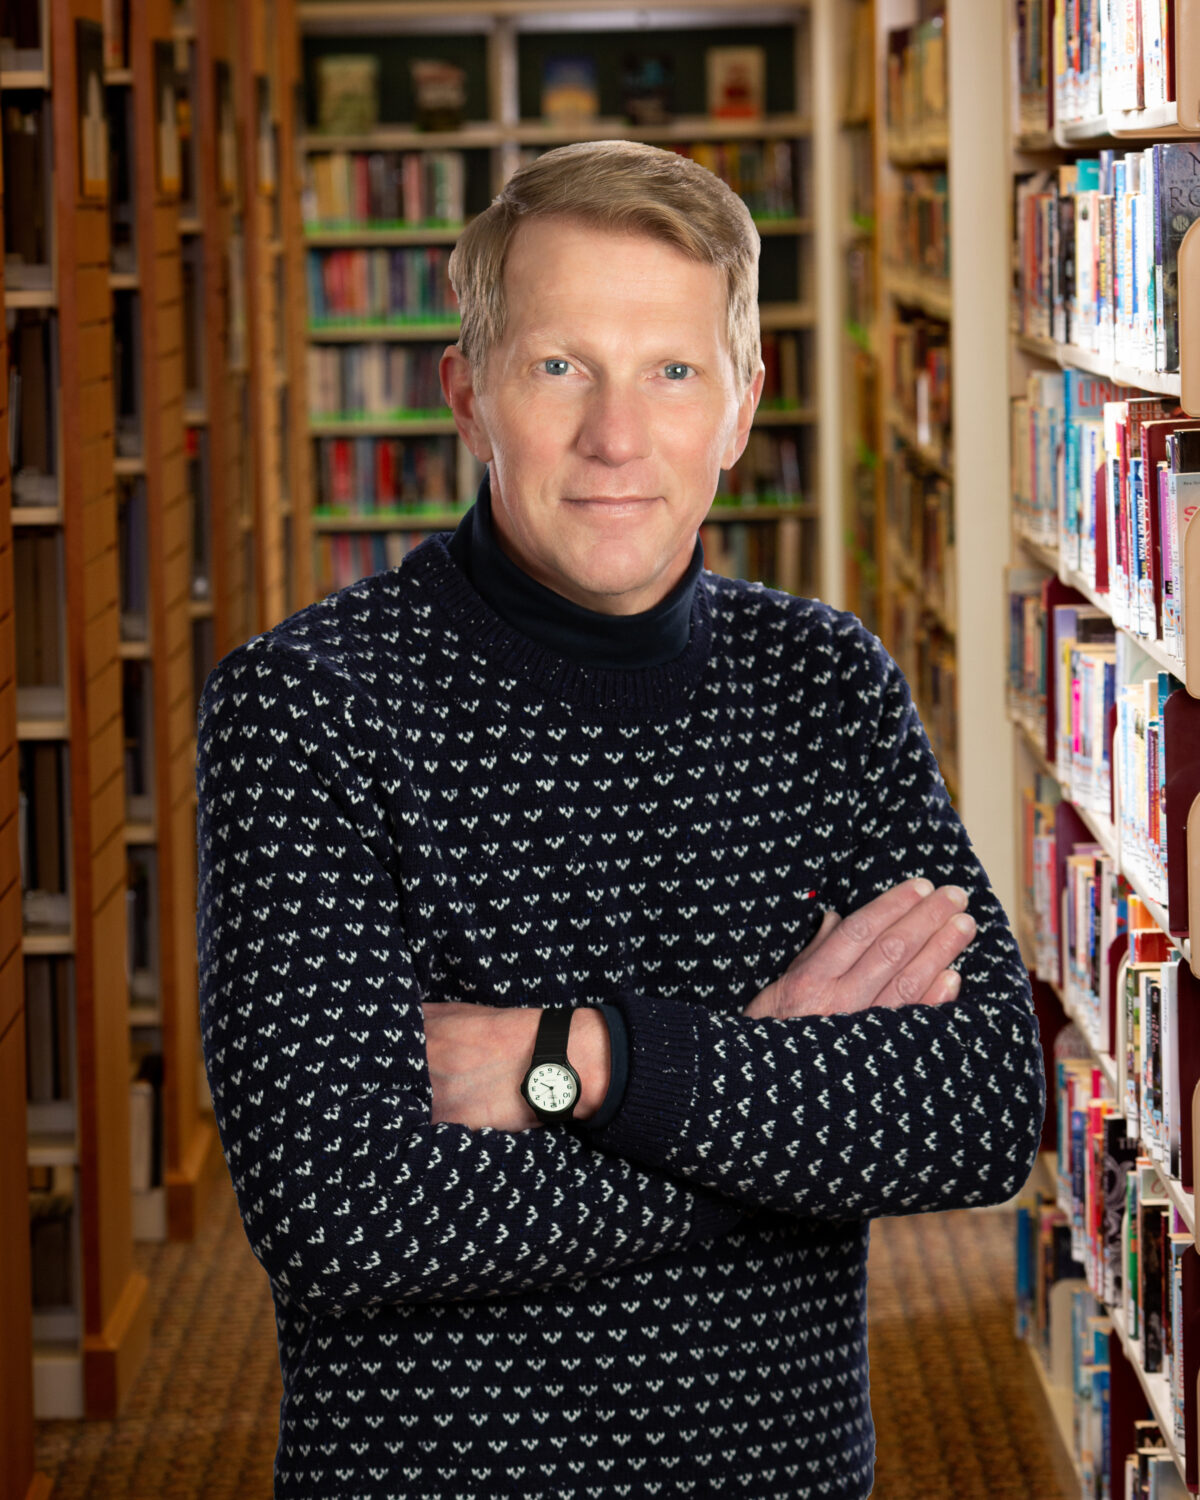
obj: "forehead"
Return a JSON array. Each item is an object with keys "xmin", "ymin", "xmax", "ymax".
[{"xmin": 500, "ymin": 216, "xmax": 727, "ymax": 340}]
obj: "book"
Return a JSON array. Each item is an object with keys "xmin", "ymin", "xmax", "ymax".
[
  {"xmin": 541, "ymin": 56, "xmax": 599, "ymax": 123},
  {"xmin": 410, "ymin": 59, "xmax": 466, "ymax": 133},
  {"xmin": 153, "ymin": 40, "xmax": 180, "ymax": 196},
  {"xmin": 621, "ymin": 53, "xmax": 673, "ymax": 126},
  {"xmin": 706, "ymin": 46, "xmax": 765, "ymax": 121},
  {"xmin": 75, "ymin": 19, "xmax": 107, "ymax": 201},
  {"xmin": 1158, "ymin": 144, "xmax": 1200, "ymax": 372},
  {"xmin": 316, "ymin": 54, "xmax": 380, "ymax": 136}
]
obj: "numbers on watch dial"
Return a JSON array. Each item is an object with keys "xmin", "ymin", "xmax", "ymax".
[{"xmin": 528, "ymin": 1061, "xmax": 578, "ymax": 1114}]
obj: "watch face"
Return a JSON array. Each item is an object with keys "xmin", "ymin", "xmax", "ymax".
[{"xmin": 526, "ymin": 1061, "xmax": 578, "ymax": 1116}]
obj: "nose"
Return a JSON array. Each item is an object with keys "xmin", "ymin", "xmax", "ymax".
[{"xmin": 575, "ymin": 376, "xmax": 652, "ymax": 467}]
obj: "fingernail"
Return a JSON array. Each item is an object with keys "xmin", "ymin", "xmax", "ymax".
[
  {"xmin": 912, "ymin": 878, "xmax": 934, "ymax": 897},
  {"xmin": 943, "ymin": 971, "xmax": 962, "ymax": 1000},
  {"xmin": 946, "ymin": 885, "xmax": 968, "ymax": 909},
  {"xmin": 952, "ymin": 913, "xmax": 976, "ymax": 936}
]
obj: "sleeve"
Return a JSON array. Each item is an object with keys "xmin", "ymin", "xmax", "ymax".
[
  {"xmin": 196, "ymin": 638, "xmax": 743, "ymax": 1319},
  {"xmin": 579, "ymin": 617, "xmax": 1046, "ymax": 1223}
]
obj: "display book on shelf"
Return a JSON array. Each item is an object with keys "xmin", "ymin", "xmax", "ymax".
[
  {"xmin": 296, "ymin": 0, "xmax": 823, "ymax": 602},
  {"xmin": 3, "ymin": 0, "xmax": 157, "ymax": 1425},
  {"xmin": 1008, "ymin": 1, "xmax": 1200, "ymax": 1492}
]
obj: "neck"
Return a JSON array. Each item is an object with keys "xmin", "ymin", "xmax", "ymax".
[{"xmin": 447, "ymin": 474, "xmax": 703, "ymax": 670}]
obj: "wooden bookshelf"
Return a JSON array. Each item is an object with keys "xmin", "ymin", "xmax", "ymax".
[
  {"xmin": 118, "ymin": 0, "xmax": 219, "ymax": 1247},
  {"xmin": 837, "ymin": 0, "xmax": 883, "ymax": 638},
  {"xmin": 1006, "ymin": 0, "xmax": 1200, "ymax": 1489},
  {"xmin": 40, "ymin": 0, "xmax": 152, "ymax": 1421},
  {"xmin": 0, "ymin": 102, "xmax": 53, "ymax": 1497},
  {"xmin": 294, "ymin": 0, "xmax": 842, "ymax": 607}
]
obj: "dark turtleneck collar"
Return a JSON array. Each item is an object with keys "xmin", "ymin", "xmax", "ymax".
[{"xmin": 447, "ymin": 473, "xmax": 703, "ymax": 671}]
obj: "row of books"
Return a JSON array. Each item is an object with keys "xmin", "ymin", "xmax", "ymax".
[
  {"xmin": 123, "ymin": 660, "xmax": 154, "ymax": 825},
  {"xmin": 29, "ymin": 1163, "xmax": 74, "ymax": 1311},
  {"xmin": 17, "ymin": 743, "xmax": 69, "ymax": 937},
  {"xmin": 698, "ymin": 517, "xmax": 810, "ymax": 596},
  {"xmin": 315, "ymin": 435, "xmax": 460, "ymax": 514},
  {"xmin": 25, "ymin": 957, "xmax": 73, "ymax": 1109},
  {"xmin": 670, "ymin": 141, "xmax": 801, "ymax": 222},
  {"xmin": 883, "ymin": 170, "xmax": 949, "ymax": 282},
  {"xmin": 886, "ymin": 603, "xmax": 957, "ymax": 781},
  {"xmin": 1017, "ymin": 1191, "xmax": 1191, "ymax": 1499},
  {"xmin": 887, "ymin": 448, "xmax": 955, "ymax": 625},
  {"xmin": 1047, "ymin": 0, "xmax": 1182, "ymax": 125},
  {"xmin": 884, "ymin": 16, "xmax": 946, "ymax": 147},
  {"xmin": 306, "ymin": 248, "xmax": 458, "ymax": 328},
  {"xmin": 759, "ymin": 330, "xmax": 808, "ymax": 411},
  {"xmin": 1053, "ymin": 1046, "xmax": 1193, "ymax": 1423},
  {"xmin": 8, "ymin": 308, "xmax": 58, "ymax": 505},
  {"xmin": 1010, "ymin": 584, "xmax": 1192, "ymax": 905},
  {"xmin": 713, "ymin": 430, "xmax": 806, "ymax": 508},
  {"xmin": 890, "ymin": 314, "xmax": 952, "ymax": 467},
  {"xmin": 312, "ymin": 45, "xmax": 784, "ymax": 136},
  {"xmin": 1013, "ymin": 144, "xmax": 1200, "ymax": 373},
  {"xmin": 302, "ymin": 150, "xmax": 469, "ymax": 230},
  {"xmin": 307, "ymin": 343, "xmax": 448, "ymax": 422},
  {"xmin": 1011, "ymin": 371, "xmax": 1200, "ymax": 655},
  {"xmin": 521, "ymin": 140, "xmax": 803, "ymax": 224},
  {"xmin": 316, "ymin": 530, "xmax": 427, "ymax": 594}
]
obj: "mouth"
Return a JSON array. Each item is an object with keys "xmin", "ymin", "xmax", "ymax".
[{"xmin": 563, "ymin": 496, "xmax": 661, "ymax": 516}]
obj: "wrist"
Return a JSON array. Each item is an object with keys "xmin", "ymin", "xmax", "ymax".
[{"xmin": 567, "ymin": 1008, "xmax": 611, "ymax": 1121}]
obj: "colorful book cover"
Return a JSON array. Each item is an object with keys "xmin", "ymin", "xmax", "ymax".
[
  {"xmin": 1158, "ymin": 144, "xmax": 1200, "ymax": 371},
  {"xmin": 706, "ymin": 46, "xmax": 765, "ymax": 120},
  {"xmin": 541, "ymin": 56, "xmax": 599, "ymax": 122}
]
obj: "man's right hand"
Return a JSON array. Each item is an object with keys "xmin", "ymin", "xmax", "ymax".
[{"xmin": 744, "ymin": 878, "xmax": 976, "ymax": 1021}]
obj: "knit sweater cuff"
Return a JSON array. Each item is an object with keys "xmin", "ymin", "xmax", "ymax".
[{"xmin": 580, "ymin": 992, "xmax": 700, "ymax": 1168}]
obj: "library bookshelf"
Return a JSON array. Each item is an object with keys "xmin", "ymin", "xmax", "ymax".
[
  {"xmin": 0, "ymin": 121, "xmax": 52, "ymax": 1500},
  {"xmin": 1, "ymin": 0, "xmax": 155, "ymax": 1426},
  {"xmin": 1005, "ymin": 0, "xmax": 1200, "ymax": 1491},
  {"xmin": 294, "ymin": 0, "xmax": 846, "ymax": 610},
  {"xmin": 1, "ymin": 0, "xmax": 305, "ymax": 1456}
]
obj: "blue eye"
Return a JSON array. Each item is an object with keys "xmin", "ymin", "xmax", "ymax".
[
  {"xmin": 542, "ymin": 358, "xmax": 571, "ymax": 375},
  {"xmin": 664, "ymin": 363, "xmax": 692, "ymax": 380}
]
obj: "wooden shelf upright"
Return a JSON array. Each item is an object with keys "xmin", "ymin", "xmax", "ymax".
[
  {"xmin": 272, "ymin": 0, "xmax": 314, "ymax": 613},
  {"xmin": 0, "ymin": 137, "xmax": 52, "ymax": 1500},
  {"xmin": 50, "ymin": 0, "xmax": 149, "ymax": 1420},
  {"xmin": 191, "ymin": 0, "xmax": 254, "ymax": 664},
  {"xmin": 119, "ymin": 0, "xmax": 218, "ymax": 1245},
  {"xmin": 237, "ymin": 0, "xmax": 289, "ymax": 631}
]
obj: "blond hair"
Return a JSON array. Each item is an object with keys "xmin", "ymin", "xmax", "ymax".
[{"xmin": 447, "ymin": 139, "xmax": 762, "ymax": 390}]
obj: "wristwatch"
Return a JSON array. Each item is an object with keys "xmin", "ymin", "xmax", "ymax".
[{"xmin": 520, "ymin": 1008, "xmax": 582, "ymax": 1124}]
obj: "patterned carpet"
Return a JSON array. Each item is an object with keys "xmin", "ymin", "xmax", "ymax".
[{"xmin": 35, "ymin": 1173, "xmax": 1066, "ymax": 1499}]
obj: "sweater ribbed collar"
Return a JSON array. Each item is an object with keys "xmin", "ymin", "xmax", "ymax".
[{"xmin": 401, "ymin": 483, "xmax": 715, "ymax": 717}]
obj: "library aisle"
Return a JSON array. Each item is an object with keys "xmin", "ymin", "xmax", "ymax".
[{"xmin": 1, "ymin": 0, "xmax": 1198, "ymax": 1497}]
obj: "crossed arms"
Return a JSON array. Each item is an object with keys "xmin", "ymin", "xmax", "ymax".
[{"xmin": 196, "ymin": 631, "xmax": 1044, "ymax": 1319}]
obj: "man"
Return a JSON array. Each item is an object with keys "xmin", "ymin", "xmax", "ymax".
[{"xmin": 197, "ymin": 140, "xmax": 1044, "ymax": 1499}]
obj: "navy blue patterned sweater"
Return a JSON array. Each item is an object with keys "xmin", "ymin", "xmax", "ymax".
[{"xmin": 196, "ymin": 533, "xmax": 1045, "ymax": 1500}]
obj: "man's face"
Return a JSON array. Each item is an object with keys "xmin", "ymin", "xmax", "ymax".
[{"xmin": 441, "ymin": 216, "xmax": 763, "ymax": 616}]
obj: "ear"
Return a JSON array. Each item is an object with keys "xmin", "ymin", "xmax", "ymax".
[
  {"xmin": 440, "ymin": 345, "xmax": 493, "ymax": 462},
  {"xmin": 720, "ymin": 364, "xmax": 765, "ymax": 471}
]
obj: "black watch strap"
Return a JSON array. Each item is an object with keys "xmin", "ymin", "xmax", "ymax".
[{"xmin": 531, "ymin": 1006, "xmax": 574, "ymax": 1061}]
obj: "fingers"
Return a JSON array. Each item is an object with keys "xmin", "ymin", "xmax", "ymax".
[
  {"xmin": 799, "ymin": 877, "xmax": 934, "ymax": 984},
  {"xmin": 863, "ymin": 889, "xmax": 977, "ymax": 1009}
]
